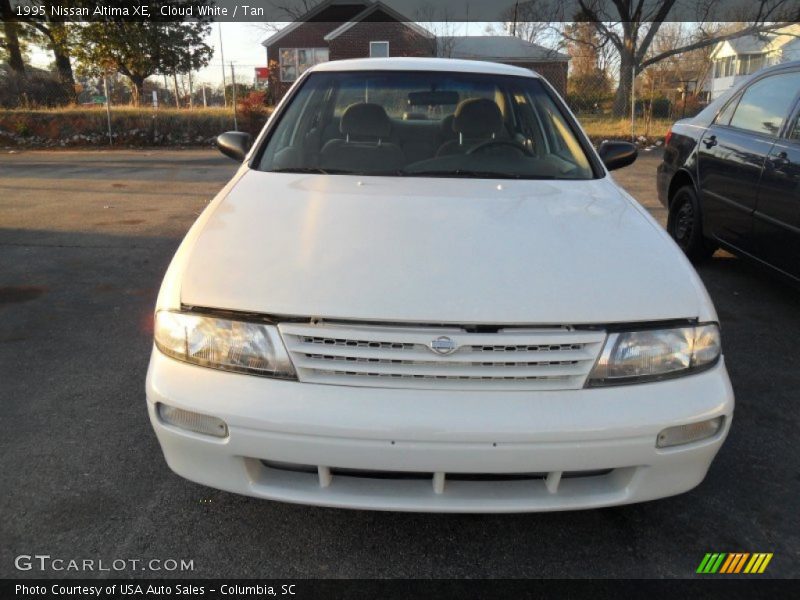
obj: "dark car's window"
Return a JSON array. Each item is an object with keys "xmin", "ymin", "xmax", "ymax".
[
  {"xmin": 789, "ymin": 113, "xmax": 800, "ymax": 141},
  {"xmin": 714, "ymin": 94, "xmax": 740, "ymax": 126},
  {"xmin": 728, "ymin": 72, "xmax": 800, "ymax": 136},
  {"xmin": 255, "ymin": 71, "xmax": 595, "ymax": 180}
]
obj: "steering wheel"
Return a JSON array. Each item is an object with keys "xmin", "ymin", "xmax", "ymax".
[{"xmin": 466, "ymin": 139, "xmax": 534, "ymax": 157}]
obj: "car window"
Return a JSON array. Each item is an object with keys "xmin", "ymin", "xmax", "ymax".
[
  {"xmin": 789, "ymin": 113, "xmax": 800, "ymax": 141},
  {"xmin": 256, "ymin": 71, "xmax": 595, "ymax": 180},
  {"xmin": 330, "ymin": 77, "xmax": 497, "ymax": 120},
  {"xmin": 729, "ymin": 72, "xmax": 800, "ymax": 136},
  {"xmin": 714, "ymin": 94, "xmax": 740, "ymax": 126}
]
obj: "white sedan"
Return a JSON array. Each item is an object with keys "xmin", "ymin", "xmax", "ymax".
[{"xmin": 146, "ymin": 58, "xmax": 733, "ymax": 512}]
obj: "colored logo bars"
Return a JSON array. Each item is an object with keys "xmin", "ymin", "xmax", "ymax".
[{"xmin": 697, "ymin": 553, "xmax": 773, "ymax": 574}]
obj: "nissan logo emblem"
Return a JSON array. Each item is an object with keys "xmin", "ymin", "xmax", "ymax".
[{"xmin": 429, "ymin": 336, "xmax": 457, "ymax": 355}]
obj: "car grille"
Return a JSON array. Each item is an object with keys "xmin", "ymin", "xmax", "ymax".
[
  {"xmin": 278, "ymin": 323, "xmax": 606, "ymax": 390},
  {"xmin": 260, "ymin": 459, "xmax": 617, "ymax": 495}
]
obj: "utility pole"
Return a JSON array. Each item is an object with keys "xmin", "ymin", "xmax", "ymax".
[
  {"xmin": 219, "ymin": 23, "xmax": 228, "ymax": 107},
  {"xmin": 103, "ymin": 74, "xmax": 112, "ymax": 145},
  {"xmin": 511, "ymin": 1, "xmax": 518, "ymax": 36},
  {"xmin": 188, "ymin": 71, "xmax": 194, "ymax": 109},
  {"xmin": 173, "ymin": 72, "xmax": 180, "ymax": 108},
  {"xmin": 678, "ymin": 78, "xmax": 698, "ymax": 119},
  {"xmin": 231, "ymin": 62, "xmax": 238, "ymax": 131},
  {"xmin": 630, "ymin": 65, "xmax": 636, "ymax": 142},
  {"xmin": 202, "ymin": 85, "xmax": 207, "ymax": 108}
]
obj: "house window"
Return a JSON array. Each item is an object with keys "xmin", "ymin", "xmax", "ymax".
[
  {"xmin": 737, "ymin": 54, "xmax": 765, "ymax": 76},
  {"xmin": 370, "ymin": 41, "xmax": 390, "ymax": 58},
  {"xmin": 279, "ymin": 48, "xmax": 329, "ymax": 82},
  {"xmin": 714, "ymin": 56, "xmax": 736, "ymax": 78}
]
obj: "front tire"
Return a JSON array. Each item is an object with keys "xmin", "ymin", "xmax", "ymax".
[{"xmin": 668, "ymin": 186, "xmax": 716, "ymax": 262}]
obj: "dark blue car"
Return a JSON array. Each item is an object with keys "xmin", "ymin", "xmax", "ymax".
[{"xmin": 658, "ymin": 61, "xmax": 800, "ymax": 281}]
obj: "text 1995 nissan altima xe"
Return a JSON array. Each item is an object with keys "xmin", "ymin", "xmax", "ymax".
[{"xmin": 146, "ymin": 58, "xmax": 733, "ymax": 512}]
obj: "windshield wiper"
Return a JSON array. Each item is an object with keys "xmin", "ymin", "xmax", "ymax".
[
  {"xmin": 269, "ymin": 167, "xmax": 404, "ymax": 176},
  {"xmin": 400, "ymin": 169, "xmax": 556, "ymax": 180},
  {"xmin": 269, "ymin": 167, "xmax": 331, "ymax": 174},
  {"xmin": 270, "ymin": 167, "xmax": 365, "ymax": 175}
]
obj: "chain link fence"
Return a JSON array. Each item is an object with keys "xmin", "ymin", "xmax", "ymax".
[
  {"xmin": 0, "ymin": 62, "xmax": 274, "ymax": 148},
  {"xmin": 1, "ymin": 59, "xmax": 708, "ymax": 149},
  {"xmin": 565, "ymin": 63, "xmax": 710, "ymax": 145}
]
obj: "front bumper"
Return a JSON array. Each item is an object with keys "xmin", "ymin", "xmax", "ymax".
[{"xmin": 146, "ymin": 347, "xmax": 734, "ymax": 512}]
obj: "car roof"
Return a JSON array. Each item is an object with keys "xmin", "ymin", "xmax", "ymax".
[{"xmin": 309, "ymin": 57, "xmax": 541, "ymax": 78}]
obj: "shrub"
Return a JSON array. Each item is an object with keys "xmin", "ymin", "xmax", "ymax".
[
  {"xmin": 0, "ymin": 106, "xmax": 256, "ymax": 147},
  {"xmin": 237, "ymin": 91, "xmax": 270, "ymax": 137},
  {"xmin": 673, "ymin": 96, "xmax": 705, "ymax": 118},
  {"xmin": 0, "ymin": 72, "xmax": 72, "ymax": 108}
]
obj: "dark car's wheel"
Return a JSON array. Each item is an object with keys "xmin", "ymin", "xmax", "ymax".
[{"xmin": 668, "ymin": 186, "xmax": 717, "ymax": 262}]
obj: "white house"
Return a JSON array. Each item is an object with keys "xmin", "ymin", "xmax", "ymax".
[{"xmin": 705, "ymin": 25, "xmax": 800, "ymax": 99}]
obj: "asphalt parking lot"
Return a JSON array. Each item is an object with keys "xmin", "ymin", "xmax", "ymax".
[{"xmin": 1, "ymin": 148, "xmax": 798, "ymax": 579}]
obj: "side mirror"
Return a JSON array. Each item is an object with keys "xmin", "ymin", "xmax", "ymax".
[
  {"xmin": 216, "ymin": 131, "xmax": 251, "ymax": 161},
  {"xmin": 598, "ymin": 140, "xmax": 637, "ymax": 171}
]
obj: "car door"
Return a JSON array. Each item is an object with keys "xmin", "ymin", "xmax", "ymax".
[
  {"xmin": 754, "ymin": 83, "xmax": 800, "ymax": 278},
  {"xmin": 697, "ymin": 72, "xmax": 800, "ymax": 254}
]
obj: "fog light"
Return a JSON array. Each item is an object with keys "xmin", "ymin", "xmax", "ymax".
[
  {"xmin": 656, "ymin": 417, "xmax": 724, "ymax": 448},
  {"xmin": 157, "ymin": 403, "xmax": 229, "ymax": 438}
]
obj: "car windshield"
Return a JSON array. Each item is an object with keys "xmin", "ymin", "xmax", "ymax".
[{"xmin": 255, "ymin": 70, "xmax": 595, "ymax": 180}]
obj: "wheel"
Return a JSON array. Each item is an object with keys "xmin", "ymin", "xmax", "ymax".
[{"xmin": 668, "ymin": 186, "xmax": 717, "ymax": 262}]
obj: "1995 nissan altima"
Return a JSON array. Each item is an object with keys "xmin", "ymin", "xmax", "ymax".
[{"xmin": 146, "ymin": 58, "xmax": 733, "ymax": 512}]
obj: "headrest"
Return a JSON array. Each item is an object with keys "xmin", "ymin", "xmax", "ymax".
[
  {"xmin": 340, "ymin": 103, "xmax": 392, "ymax": 139},
  {"xmin": 440, "ymin": 114, "xmax": 456, "ymax": 138},
  {"xmin": 452, "ymin": 98, "xmax": 503, "ymax": 137}
]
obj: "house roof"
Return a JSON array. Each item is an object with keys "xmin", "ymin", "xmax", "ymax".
[
  {"xmin": 260, "ymin": 0, "xmax": 371, "ymax": 47},
  {"xmin": 710, "ymin": 24, "xmax": 800, "ymax": 58},
  {"xmin": 323, "ymin": 2, "xmax": 434, "ymax": 41},
  {"xmin": 727, "ymin": 35, "xmax": 773, "ymax": 54},
  {"xmin": 442, "ymin": 36, "xmax": 569, "ymax": 62}
]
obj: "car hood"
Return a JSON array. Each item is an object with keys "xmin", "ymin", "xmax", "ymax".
[{"xmin": 180, "ymin": 171, "xmax": 706, "ymax": 324}]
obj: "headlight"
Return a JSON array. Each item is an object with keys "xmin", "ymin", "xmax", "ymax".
[
  {"xmin": 154, "ymin": 310, "xmax": 296, "ymax": 378},
  {"xmin": 587, "ymin": 323, "xmax": 721, "ymax": 386}
]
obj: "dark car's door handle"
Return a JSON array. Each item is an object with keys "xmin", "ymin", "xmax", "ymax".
[
  {"xmin": 770, "ymin": 151, "xmax": 790, "ymax": 168},
  {"xmin": 702, "ymin": 135, "xmax": 717, "ymax": 149}
]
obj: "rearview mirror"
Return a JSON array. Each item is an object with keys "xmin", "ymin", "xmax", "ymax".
[
  {"xmin": 216, "ymin": 131, "xmax": 251, "ymax": 161},
  {"xmin": 598, "ymin": 141, "xmax": 637, "ymax": 171}
]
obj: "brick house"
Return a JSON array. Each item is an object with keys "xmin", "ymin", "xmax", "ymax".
[
  {"xmin": 261, "ymin": 0, "xmax": 570, "ymax": 101},
  {"xmin": 261, "ymin": 1, "xmax": 435, "ymax": 101}
]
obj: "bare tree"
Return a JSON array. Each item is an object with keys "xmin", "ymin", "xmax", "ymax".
[
  {"xmin": 574, "ymin": 0, "xmax": 797, "ymax": 115},
  {"xmin": 415, "ymin": 3, "xmax": 456, "ymax": 57},
  {"xmin": 501, "ymin": 3, "xmax": 570, "ymax": 60},
  {"xmin": 255, "ymin": 0, "xmax": 323, "ymax": 36}
]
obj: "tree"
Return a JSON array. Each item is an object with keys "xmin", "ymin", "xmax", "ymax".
[
  {"xmin": 14, "ymin": 1, "xmax": 78, "ymax": 97},
  {"xmin": 502, "ymin": 1, "xmax": 556, "ymax": 48},
  {"xmin": 0, "ymin": 0, "xmax": 26, "ymax": 74},
  {"xmin": 72, "ymin": 1, "xmax": 213, "ymax": 105},
  {"xmin": 158, "ymin": 21, "xmax": 214, "ymax": 107},
  {"xmin": 565, "ymin": 21, "xmax": 612, "ymax": 111},
  {"xmin": 414, "ymin": 3, "xmax": 455, "ymax": 57},
  {"xmin": 573, "ymin": 0, "xmax": 798, "ymax": 115}
]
